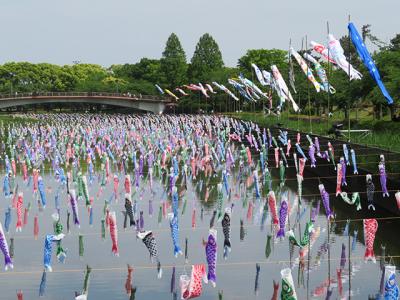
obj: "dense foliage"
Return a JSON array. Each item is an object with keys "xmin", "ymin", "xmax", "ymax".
[{"xmin": 0, "ymin": 29, "xmax": 399, "ymax": 117}]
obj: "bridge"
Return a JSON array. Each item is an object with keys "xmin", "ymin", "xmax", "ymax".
[{"xmin": 0, "ymin": 92, "xmax": 175, "ymax": 114}]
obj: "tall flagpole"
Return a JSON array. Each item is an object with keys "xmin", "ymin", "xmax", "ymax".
[
  {"xmin": 348, "ymin": 15, "xmax": 352, "ymax": 142},
  {"xmin": 306, "ymin": 35, "xmax": 313, "ymax": 133},
  {"xmin": 327, "ymin": 21, "xmax": 331, "ymax": 132}
]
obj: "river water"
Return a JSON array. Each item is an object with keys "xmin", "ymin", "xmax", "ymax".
[{"xmin": 0, "ymin": 114, "xmax": 397, "ymax": 300}]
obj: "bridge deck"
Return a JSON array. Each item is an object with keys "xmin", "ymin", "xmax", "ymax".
[{"xmin": 0, "ymin": 92, "xmax": 171, "ymax": 102}]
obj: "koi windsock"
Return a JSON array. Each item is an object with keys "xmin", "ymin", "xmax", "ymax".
[
  {"xmin": 276, "ymin": 200, "xmax": 288, "ymax": 238},
  {"xmin": 327, "ymin": 34, "xmax": 362, "ymax": 80},
  {"xmin": 0, "ymin": 222, "xmax": 13, "ymax": 270},
  {"xmin": 137, "ymin": 231, "xmax": 162, "ymax": 278},
  {"xmin": 336, "ymin": 163, "xmax": 342, "ymax": 196},
  {"xmin": 319, "ymin": 184, "xmax": 333, "ymax": 219},
  {"xmin": 363, "ymin": 218, "xmax": 378, "ymax": 263},
  {"xmin": 168, "ymin": 213, "xmax": 183, "ymax": 257},
  {"xmin": 271, "ymin": 65, "xmax": 299, "ymax": 112},
  {"xmin": 303, "ymin": 53, "xmax": 336, "ymax": 94},
  {"xmin": 280, "ymin": 268, "xmax": 297, "ymax": 299},
  {"xmin": 268, "ymin": 191, "xmax": 279, "ymax": 225},
  {"xmin": 290, "ymin": 47, "xmax": 320, "ymax": 92},
  {"xmin": 205, "ymin": 228, "xmax": 217, "ymax": 287},
  {"xmin": 108, "ymin": 211, "xmax": 119, "ymax": 256},
  {"xmin": 43, "ymin": 233, "xmax": 65, "ymax": 272},
  {"xmin": 16, "ymin": 192, "xmax": 23, "ymax": 232},
  {"xmin": 180, "ymin": 264, "xmax": 208, "ymax": 299}
]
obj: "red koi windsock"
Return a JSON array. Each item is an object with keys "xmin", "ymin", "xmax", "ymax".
[
  {"xmin": 11, "ymin": 159, "xmax": 16, "ymax": 176},
  {"xmin": 363, "ymin": 218, "xmax": 378, "ymax": 263},
  {"xmin": 109, "ymin": 211, "xmax": 119, "ymax": 256},
  {"xmin": 33, "ymin": 169, "xmax": 39, "ymax": 193},
  {"xmin": 16, "ymin": 193, "xmax": 23, "ymax": 232},
  {"xmin": 268, "ymin": 191, "xmax": 279, "ymax": 225},
  {"xmin": 246, "ymin": 147, "xmax": 252, "ymax": 166}
]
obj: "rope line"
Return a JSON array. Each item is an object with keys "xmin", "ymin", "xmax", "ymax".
[{"xmin": 0, "ymin": 255, "xmax": 394, "ymax": 276}]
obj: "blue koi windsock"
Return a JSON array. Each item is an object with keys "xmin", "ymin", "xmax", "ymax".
[
  {"xmin": 295, "ymin": 143, "xmax": 307, "ymax": 161},
  {"xmin": 3, "ymin": 176, "xmax": 10, "ymax": 197},
  {"xmin": 350, "ymin": 149, "xmax": 358, "ymax": 174},
  {"xmin": 4, "ymin": 207, "xmax": 11, "ymax": 233},
  {"xmin": 43, "ymin": 234, "xmax": 65, "ymax": 272},
  {"xmin": 222, "ymin": 170, "xmax": 229, "ymax": 196},
  {"xmin": 253, "ymin": 170, "xmax": 260, "ymax": 200},
  {"xmin": 342, "ymin": 144, "xmax": 350, "ymax": 165},
  {"xmin": 173, "ymin": 156, "xmax": 179, "ymax": 177},
  {"xmin": 55, "ymin": 190, "xmax": 60, "ymax": 211},
  {"xmin": 260, "ymin": 152, "xmax": 265, "ymax": 174},
  {"xmin": 38, "ymin": 176, "xmax": 46, "ymax": 208},
  {"xmin": 172, "ymin": 187, "xmax": 179, "ymax": 216},
  {"xmin": 168, "ymin": 213, "xmax": 182, "ymax": 257},
  {"xmin": 263, "ymin": 128, "xmax": 267, "ymax": 146}
]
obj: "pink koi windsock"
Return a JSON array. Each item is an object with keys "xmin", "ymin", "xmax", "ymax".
[
  {"xmin": 161, "ymin": 150, "xmax": 167, "ymax": 169},
  {"xmin": 247, "ymin": 201, "xmax": 254, "ymax": 221},
  {"xmin": 336, "ymin": 163, "xmax": 342, "ymax": 196},
  {"xmin": 191, "ymin": 157, "xmax": 196, "ymax": 180},
  {"xmin": 23, "ymin": 207, "xmax": 28, "ymax": 226},
  {"xmin": 16, "ymin": 193, "xmax": 23, "ymax": 232},
  {"xmin": 192, "ymin": 209, "xmax": 196, "ymax": 229},
  {"xmin": 124, "ymin": 175, "xmax": 131, "ymax": 194},
  {"xmin": 268, "ymin": 191, "xmax": 279, "ymax": 225},
  {"xmin": 297, "ymin": 132, "xmax": 301, "ymax": 144},
  {"xmin": 105, "ymin": 157, "xmax": 110, "ymax": 178},
  {"xmin": 113, "ymin": 175, "xmax": 119, "ymax": 199},
  {"xmin": 22, "ymin": 161, "xmax": 28, "ymax": 181},
  {"xmin": 363, "ymin": 218, "xmax": 378, "ymax": 263},
  {"xmin": 11, "ymin": 159, "xmax": 16, "ymax": 176},
  {"xmin": 286, "ymin": 140, "xmax": 291, "ymax": 156},
  {"xmin": 34, "ymin": 215, "xmax": 39, "ymax": 240},
  {"xmin": 299, "ymin": 158, "xmax": 306, "ymax": 178},
  {"xmin": 274, "ymin": 148, "xmax": 279, "ymax": 168},
  {"xmin": 395, "ymin": 191, "xmax": 400, "ymax": 210}
]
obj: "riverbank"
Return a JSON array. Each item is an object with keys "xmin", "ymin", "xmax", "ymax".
[{"xmin": 227, "ymin": 111, "xmax": 400, "ymax": 153}]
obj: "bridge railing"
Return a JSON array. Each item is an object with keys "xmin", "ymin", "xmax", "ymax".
[{"xmin": 0, "ymin": 92, "xmax": 171, "ymax": 102}]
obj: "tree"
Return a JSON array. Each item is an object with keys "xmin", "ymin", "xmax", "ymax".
[
  {"xmin": 389, "ymin": 34, "xmax": 400, "ymax": 51},
  {"xmin": 237, "ymin": 49, "xmax": 287, "ymax": 78},
  {"xmin": 110, "ymin": 58, "xmax": 165, "ymax": 84},
  {"xmin": 160, "ymin": 33, "xmax": 187, "ymax": 88},
  {"xmin": 188, "ymin": 33, "xmax": 224, "ymax": 82}
]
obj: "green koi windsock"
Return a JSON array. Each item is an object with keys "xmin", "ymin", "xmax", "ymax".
[
  {"xmin": 340, "ymin": 192, "xmax": 361, "ymax": 211},
  {"xmin": 280, "ymin": 268, "xmax": 297, "ymax": 300}
]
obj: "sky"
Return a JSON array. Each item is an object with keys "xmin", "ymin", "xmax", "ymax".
[{"xmin": 0, "ymin": 0, "xmax": 398, "ymax": 67}]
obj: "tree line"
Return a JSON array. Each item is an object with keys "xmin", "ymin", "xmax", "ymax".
[{"xmin": 0, "ymin": 29, "xmax": 399, "ymax": 118}]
